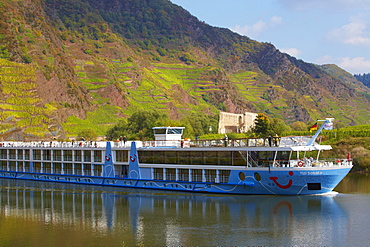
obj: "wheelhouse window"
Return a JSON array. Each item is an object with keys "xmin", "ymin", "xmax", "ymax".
[{"xmin": 167, "ymin": 128, "xmax": 183, "ymax": 134}]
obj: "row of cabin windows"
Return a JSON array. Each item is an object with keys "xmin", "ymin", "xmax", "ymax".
[
  {"xmin": 0, "ymin": 161, "xmax": 102, "ymax": 176},
  {"xmin": 0, "ymin": 149, "xmax": 103, "ymax": 162},
  {"xmin": 139, "ymin": 151, "xmax": 248, "ymax": 166},
  {"xmin": 153, "ymin": 168, "xmax": 230, "ymax": 183}
]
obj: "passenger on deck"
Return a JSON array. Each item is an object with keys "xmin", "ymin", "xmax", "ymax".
[
  {"xmin": 273, "ymin": 134, "xmax": 280, "ymax": 146},
  {"xmin": 268, "ymin": 135, "xmax": 272, "ymax": 147}
]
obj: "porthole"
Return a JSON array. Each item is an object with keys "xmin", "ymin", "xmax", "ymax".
[
  {"xmin": 254, "ymin": 172, "xmax": 261, "ymax": 181},
  {"xmin": 239, "ymin": 172, "xmax": 246, "ymax": 181}
]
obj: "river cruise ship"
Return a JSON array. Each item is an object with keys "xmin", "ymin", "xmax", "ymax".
[{"xmin": 0, "ymin": 119, "xmax": 352, "ymax": 195}]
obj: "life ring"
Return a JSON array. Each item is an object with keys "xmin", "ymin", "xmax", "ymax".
[{"xmin": 298, "ymin": 161, "xmax": 304, "ymax": 167}]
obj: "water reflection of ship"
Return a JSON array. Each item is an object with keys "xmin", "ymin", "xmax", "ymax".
[{"xmin": 0, "ymin": 179, "xmax": 348, "ymax": 244}]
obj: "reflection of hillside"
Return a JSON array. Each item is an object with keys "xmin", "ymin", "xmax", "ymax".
[
  {"xmin": 0, "ymin": 179, "xmax": 348, "ymax": 245},
  {"xmin": 335, "ymin": 173, "xmax": 370, "ymax": 193}
]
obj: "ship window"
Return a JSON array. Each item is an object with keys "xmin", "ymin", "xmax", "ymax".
[
  {"xmin": 9, "ymin": 161, "xmax": 16, "ymax": 171},
  {"xmin": 64, "ymin": 163, "xmax": 73, "ymax": 174},
  {"xmin": 239, "ymin": 172, "xmax": 246, "ymax": 181},
  {"xmin": 34, "ymin": 162, "xmax": 41, "ymax": 173},
  {"xmin": 74, "ymin": 163, "xmax": 82, "ymax": 175},
  {"xmin": 154, "ymin": 168, "xmax": 163, "ymax": 180},
  {"xmin": 139, "ymin": 150, "xmax": 153, "ymax": 164},
  {"xmin": 53, "ymin": 163, "xmax": 62, "ymax": 174},
  {"xmin": 94, "ymin": 150, "xmax": 102, "ymax": 162},
  {"xmin": 9, "ymin": 149, "xmax": 16, "ymax": 159},
  {"xmin": 233, "ymin": 151, "xmax": 247, "ymax": 166},
  {"xmin": 93, "ymin": 165, "xmax": 102, "ymax": 176},
  {"xmin": 167, "ymin": 128, "xmax": 183, "ymax": 135},
  {"xmin": 0, "ymin": 149, "xmax": 6, "ymax": 159},
  {"xmin": 154, "ymin": 129, "xmax": 166, "ymax": 134},
  {"xmin": 254, "ymin": 172, "xmax": 261, "ymax": 181},
  {"xmin": 115, "ymin": 150, "xmax": 127, "ymax": 162},
  {"xmin": 307, "ymin": 183, "xmax": 321, "ymax": 190},
  {"xmin": 205, "ymin": 170, "xmax": 216, "ymax": 183},
  {"xmin": 75, "ymin": 150, "xmax": 82, "ymax": 162},
  {"xmin": 17, "ymin": 150, "xmax": 23, "ymax": 160},
  {"xmin": 24, "ymin": 150, "xmax": 30, "ymax": 160},
  {"xmin": 84, "ymin": 164, "xmax": 92, "ymax": 176},
  {"xmin": 24, "ymin": 162, "xmax": 30, "ymax": 172},
  {"xmin": 218, "ymin": 151, "xmax": 232, "ymax": 166},
  {"xmin": 178, "ymin": 169, "xmax": 189, "ymax": 181},
  {"xmin": 53, "ymin": 150, "xmax": 62, "ymax": 161},
  {"xmin": 166, "ymin": 168, "xmax": 176, "ymax": 181},
  {"xmin": 33, "ymin": 150, "xmax": 41, "ymax": 160},
  {"xmin": 204, "ymin": 151, "xmax": 217, "ymax": 165},
  {"xmin": 219, "ymin": 170, "xmax": 230, "ymax": 183},
  {"xmin": 43, "ymin": 150, "xmax": 51, "ymax": 161},
  {"xmin": 43, "ymin": 163, "xmax": 51, "ymax": 173},
  {"xmin": 0, "ymin": 161, "xmax": 6, "ymax": 170},
  {"xmin": 84, "ymin": 150, "xmax": 91, "ymax": 162},
  {"xmin": 63, "ymin": 150, "xmax": 72, "ymax": 161},
  {"xmin": 192, "ymin": 169, "xmax": 202, "ymax": 182},
  {"xmin": 165, "ymin": 151, "xmax": 177, "ymax": 164}
]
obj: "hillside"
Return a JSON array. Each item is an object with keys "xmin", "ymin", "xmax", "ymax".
[{"xmin": 0, "ymin": 0, "xmax": 369, "ymax": 140}]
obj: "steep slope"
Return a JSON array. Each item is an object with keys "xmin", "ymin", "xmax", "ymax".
[{"xmin": 0, "ymin": 0, "xmax": 369, "ymax": 140}]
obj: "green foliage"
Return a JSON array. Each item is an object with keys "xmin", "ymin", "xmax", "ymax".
[
  {"xmin": 106, "ymin": 109, "xmax": 172, "ymax": 140},
  {"xmin": 78, "ymin": 128, "xmax": 98, "ymax": 141},
  {"xmin": 291, "ymin": 121, "xmax": 308, "ymax": 131},
  {"xmin": 252, "ymin": 113, "xmax": 269, "ymax": 136}
]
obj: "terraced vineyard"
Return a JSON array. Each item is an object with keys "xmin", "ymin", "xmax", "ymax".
[{"xmin": 0, "ymin": 58, "xmax": 57, "ymax": 138}]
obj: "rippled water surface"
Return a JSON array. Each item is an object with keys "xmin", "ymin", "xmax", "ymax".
[{"xmin": 0, "ymin": 174, "xmax": 369, "ymax": 246}]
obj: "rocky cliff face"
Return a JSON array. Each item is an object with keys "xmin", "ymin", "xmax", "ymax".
[{"xmin": 0, "ymin": 0, "xmax": 369, "ymax": 140}]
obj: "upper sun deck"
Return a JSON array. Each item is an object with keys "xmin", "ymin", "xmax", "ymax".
[{"xmin": 0, "ymin": 135, "xmax": 331, "ymax": 152}]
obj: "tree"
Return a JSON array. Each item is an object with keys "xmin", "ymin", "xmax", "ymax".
[
  {"xmin": 291, "ymin": 121, "xmax": 308, "ymax": 131},
  {"xmin": 252, "ymin": 114, "xmax": 290, "ymax": 137},
  {"xmin": 105, "ymin": 110, "xmax": 171, "ymax": 140},
  {"xmin": 78, "ymin": 128, "xmax": 98, "ymax": 141},
  {"xmin": 252, "ymin": 113, "xmax": 269, "ymax": 136},
  {"xmin": 269, "ymin": 118, "xmax": 291, "ymax": 135}
]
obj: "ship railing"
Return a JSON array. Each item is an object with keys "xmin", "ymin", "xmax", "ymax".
[
  {"xmin": 0, "ymin": 141, "xmax": 108, "ymax": 148},
  {"xmin": 270, "ymin": 158, "xmax": 353, "ymax": 168},
  {"xmin": 142, "ymin": 140, "xmax": 182, "ymax": 148}
]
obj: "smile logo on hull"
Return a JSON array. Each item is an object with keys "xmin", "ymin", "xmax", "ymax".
[
  {"xmin": 269, "ymin": 171, "xmax": 294, "ymax": 189},
  {"xmin": 130, "ymin": 154, "xmax": 137, "ymax": 162}
]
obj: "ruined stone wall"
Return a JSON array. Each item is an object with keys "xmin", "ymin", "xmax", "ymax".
[{"xmin": 218, "ymin": 112, "xmax": 258, "ymax": 134}]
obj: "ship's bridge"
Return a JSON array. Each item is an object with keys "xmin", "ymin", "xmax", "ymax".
[{"xmin": 152, "ymin": 127, "xmax": 185, "ymax": 141}]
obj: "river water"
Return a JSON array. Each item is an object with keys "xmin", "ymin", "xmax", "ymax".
[{"xmin": 0, "ymin": 174, "xmax": 369, "ymax": 246}]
